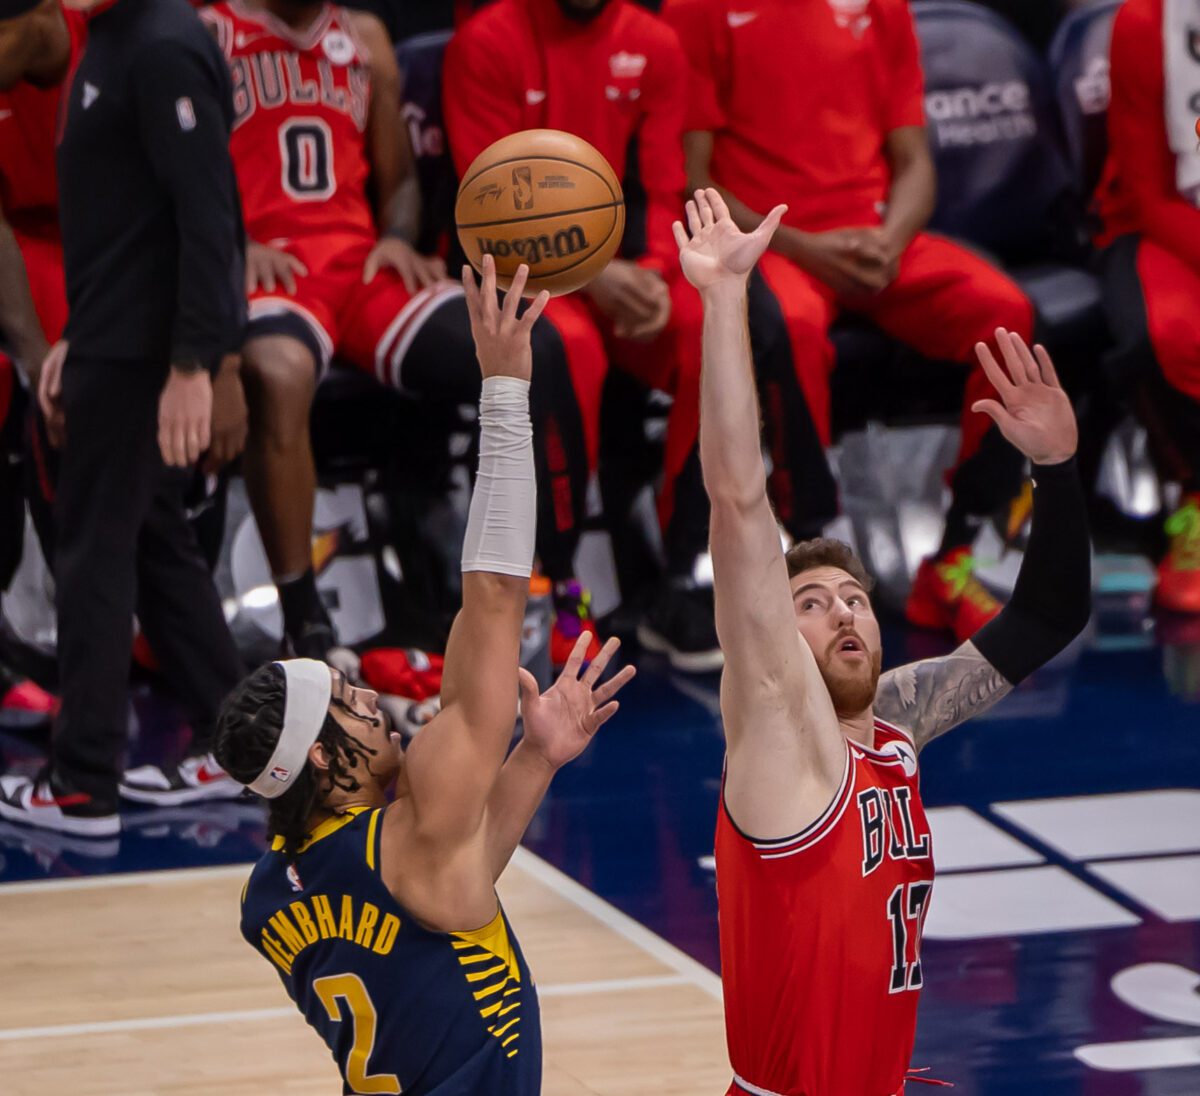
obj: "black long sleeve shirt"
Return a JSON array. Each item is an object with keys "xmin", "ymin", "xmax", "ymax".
[{"xmin": 58, "ymin": 0, "xmax": 244, "ymax": 374}]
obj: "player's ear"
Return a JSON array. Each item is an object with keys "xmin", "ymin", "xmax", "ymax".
[{"xmin": 308, "ymin": 741, "xmax": 332, "ymax": 772}]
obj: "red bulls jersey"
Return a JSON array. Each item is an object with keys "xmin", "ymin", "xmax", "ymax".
[
  {"xmin": 202, "ymin": 1, "xmax": 375, "ymax": 242},
  {"xmin": 716, "ymin": 719, "xmax": 934, "ymax": 1096},
  {"xmin": 0, "ymin": 3, "xmax": 87, "ymax": 237}
]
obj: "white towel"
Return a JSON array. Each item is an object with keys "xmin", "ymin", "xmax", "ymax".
[{"xmin": 1164, "ymin": 0, "xmax": 1200, "ymax": 204}]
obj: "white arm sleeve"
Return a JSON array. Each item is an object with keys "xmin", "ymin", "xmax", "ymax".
[{"xmin": 461, "ymin": 376, "xmax": 536, "ymax": 578}]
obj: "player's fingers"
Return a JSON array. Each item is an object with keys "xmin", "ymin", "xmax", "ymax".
[
  {"xmin": 695, "ymin": 189, "xmax": 715, "ymax": 228},
  {"xmin": 1009, "ymin": 330, "xmax": 1041, "ymax": 384},
  {"xmin": 755, "ymin": 203, "xmax": 787, "ymax": 241},
  {"xmin": 974, "ymin": 341, "xmax": 1016, "ymax": 400},
  {"xmin": 563, "ymin": 630, "xmax": 592, "ymax": 679},
  {"xmin": 260, "ymin": 262, "xmax": 276, "ymax": 294},
  {"xmin": 672, "ymin": 220, "xmax": 690, "ymax": 250},
  {"xmin": 582, "ymin": 636, "xmax": 621, "ymax": 687},
  {"xmin": 520, "ymin": 289, "xmax": 550, "ymax": 331},
  {"xmin": 398, "ymin": 261, "xmax": 418, "ymax": 295},
  {"xmin": 480, "ymin": 254, "xmax": 500, "ymax": 324},
  {"xmin": 706, "ymin": 187, "xmax": 732, "ymax": 224},
  {"xmin": 288, "ymin": 255, "xmax": 308, "ymax": 277},
  {"xmin": 280, "ymin": 260, "xmax": 298, "ymax": 295},
  {"xmin": 517, "ymin": 667, "xmax": 541, "ymax": 711},
  {"xmin": 1033, "ymin": 343, "xmax": 1061, "ymax": 388},
  {"xmin": 461, "ymin": 263, "xmax": 481, "ymax": 322},
  {"xmin": 993, "ymin": 328, "xmax": 1028, "ymax": 387},
  {"xmin": 971, "ymin": 398, "xmax": 1014, "ymax": 432},
  {"xmin": 504, "ymin": 264, "xmax": 530, "ymax": 320},
  {"xmin": 686, "ymin": 200, "xmax": 702, "ymax": 237},
  {"xmin": 593, "ymin": 663, "xmax": 636, "ymax": 706},
  {"xmin": 587, "ymin": 700, "xmax": 620, "ymax": 733}
]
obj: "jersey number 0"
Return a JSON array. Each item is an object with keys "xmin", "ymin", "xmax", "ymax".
[
  {"xmin": 279, "ymin": 117, "xmax": 336, "ymax": 202},
  {"xmin": 314, "ymin": 973, "xmax": 402, "ymax": 1094}
]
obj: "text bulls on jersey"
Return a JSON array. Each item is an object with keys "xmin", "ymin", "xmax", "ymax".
[
  {"xmin": 858, "ymin": 785, "xmax": 931, "ymax": 876},
  {"xmin": 230, "ymin": 52, "xmax": 369, "ymax": 131}
]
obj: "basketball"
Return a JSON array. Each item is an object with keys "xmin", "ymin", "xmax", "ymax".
[{"xmin": 455, "ymin": 129, "xmax": 625, "ymax": 297}]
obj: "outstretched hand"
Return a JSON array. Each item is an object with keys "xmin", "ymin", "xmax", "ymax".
[
  {"xmin": 673, "ymin": 188, "xmax": 787, "ymax": 292},
  {"xmin": 517, "ymin": 634, "xmax": 636, "ymax": 771},
  {"xmin": 972, "ymin": 328, "xmax": 1078, "ymax": 466},
  {"xmin": 462, "ymin": 255, "xmax": 550, "ymax": 382}
]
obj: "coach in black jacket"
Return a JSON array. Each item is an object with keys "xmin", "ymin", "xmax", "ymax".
[{"xmin": 0, "ymin": 0, "xmax": 247, "ymax": 836}]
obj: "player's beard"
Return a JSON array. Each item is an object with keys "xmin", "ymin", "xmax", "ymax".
[{"xmin": 817, "ymin": 647, "xmax": 882, "ymax": 717}]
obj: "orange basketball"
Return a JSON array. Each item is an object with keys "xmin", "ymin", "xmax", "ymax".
[{"xmin": 455, "ymin": 129, "xmax": 625, "ymax": 297}]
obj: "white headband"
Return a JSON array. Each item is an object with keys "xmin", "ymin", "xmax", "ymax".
[{"xmin": 247, "ymin": 659, "xmax": 333, "ymax": 799}]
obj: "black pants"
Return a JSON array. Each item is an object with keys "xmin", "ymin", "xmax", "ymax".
[{"xmin": 53, "ymin": 355, "xmax": 242, "ymax": 799}]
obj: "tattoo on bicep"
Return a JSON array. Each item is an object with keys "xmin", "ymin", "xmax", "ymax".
[{"xmin": 875, "ymin": 647, "xmax": 1012, "ymax": 751}]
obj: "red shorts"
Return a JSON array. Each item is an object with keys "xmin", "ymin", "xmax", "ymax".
[{"xmin": 247, "ymin": 231, "xmax": 462, "ymax": 386}]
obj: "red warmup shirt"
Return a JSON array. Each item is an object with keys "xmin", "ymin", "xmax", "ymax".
[
  {"xmin": 1094, "ymin": 0, "xmax": 1200, "ymax": 268},
  {"xmin": 442, "ymin": 0, "xmax": 688, "ymax": 275},
  {"xmin": 662, "ymin": 0, "xmax": 925, "ymax": 233},
  {"xmin": 716, "ymin": 719, "xmax": 934, "ymax": 1096},
  {"xmin": 0, "ymin": 3, "xmax": 87, "ymax": 239}
]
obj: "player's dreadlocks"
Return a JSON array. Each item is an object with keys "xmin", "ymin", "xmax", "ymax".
[{"xmin": 215, "ymin": 662, "xmax": 378, "ymax": 859}]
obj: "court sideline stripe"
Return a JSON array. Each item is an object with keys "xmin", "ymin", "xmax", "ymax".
[
  {"xmin": 510, "ymin": 847, "xmax": 724, "ymax": 1001},
  {"xmin": 0, "ymin": 976, "xmax": 693, "ymax": 1042}
]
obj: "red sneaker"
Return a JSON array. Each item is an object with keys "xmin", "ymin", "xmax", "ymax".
[
  {"xmin": 1, "ymin": 678, "xmax": 59, "ymax": 718},
  {"xmin": 906, "ymin": 547, "xmax": 1004, "ymax": 644},
  {"xmin": 551, "ymin": 580, "xmax": 602, "ymax": 669},
  {"xmin": 1156, "ymin": 493, "xmax": 1200, "ymax": 614},
  {"xmin": 359, "ymin": 648, "xmax": 445, "ymax": 701}
]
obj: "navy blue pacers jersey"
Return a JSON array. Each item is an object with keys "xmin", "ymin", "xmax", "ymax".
[{"xmin": 240, "ymin": 806, "xmax": 542, "ymax": 1095}]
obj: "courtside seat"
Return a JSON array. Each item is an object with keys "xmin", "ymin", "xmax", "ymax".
[
  {"xmin": 913, "ymin": 0, "xmax": 1106, "ymax": 352},
  {"xmin": 1048, "ymin": 0, "xmax": 1121, "ymax": 205}
]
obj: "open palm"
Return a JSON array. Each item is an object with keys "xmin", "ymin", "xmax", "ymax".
[
  {"xmin": 673, "ymin": 188, "xmax": 787, "ymax": 291},
  {"xmin": 518, "ymin": 634, "xmax": 636, "ymax": 771},
  {"xmin": 972, "ymin": 329, "xmax": 1078, "ymax": 466}
]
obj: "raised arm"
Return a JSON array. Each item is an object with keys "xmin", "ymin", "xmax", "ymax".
[
  {"xmin": 678, "ymin": 190, "xmax": 847, "ymax": 837},
  {"xmin": 398, "ymin": 258, "xmax": 549, "ymax": 845},
  {"xmin": 875, "ymin": 330, "xmax": 1091, "ymax": 750}
]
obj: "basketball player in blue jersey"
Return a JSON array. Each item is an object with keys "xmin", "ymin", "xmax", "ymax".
[{"xmin": 213, "ymin": 257, "xmax": 636, "ymax": 1096}]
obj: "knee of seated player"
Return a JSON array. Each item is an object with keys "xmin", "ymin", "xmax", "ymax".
[
  {"xmin": 241, "ymin": 336, "xmax": 317, "ymax": 446},
  {"xmin": 964, "ymin": 282, "xmax": 1035, "ymax": 357}
]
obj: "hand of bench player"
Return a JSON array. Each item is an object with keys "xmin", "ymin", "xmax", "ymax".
[{"xmin": 971, "ymin": 328, "xmax": 1077, "ymax": 466}]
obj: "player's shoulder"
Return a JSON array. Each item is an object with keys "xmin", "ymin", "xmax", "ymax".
[
  {"xmin": 339, "ymin": 6, "xmax": 391, "ymax": 56},
  {"xmin": 1112, "ymin": 0, "xmax": 1157, "ymax": 37},
  {"xmin": 615, "ymin": 0, "xmax": 687, "ymax": 54}
]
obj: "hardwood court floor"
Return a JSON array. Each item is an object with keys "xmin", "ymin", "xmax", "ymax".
[{"xmin": 0, "ymin": 848, "xmax": 730, "ymax": 1095}]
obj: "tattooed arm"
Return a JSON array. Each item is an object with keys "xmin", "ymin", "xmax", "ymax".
[{"xmin": 874, "ymin": 641, "xmax": 1012, "ymax": 752}]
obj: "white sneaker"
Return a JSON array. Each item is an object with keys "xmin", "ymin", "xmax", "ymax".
[
  {"xmin": 119, "ymin": 752, "xmax": 244, "ymax": 806},
  {"xmin": 0, "ymin": 772, "xmax": 120, "ymax": 838}
]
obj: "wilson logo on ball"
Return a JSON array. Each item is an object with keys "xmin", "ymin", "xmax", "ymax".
[{"xmin": 477, "ymin": 225, "xmax": 589, "ymax": 264}]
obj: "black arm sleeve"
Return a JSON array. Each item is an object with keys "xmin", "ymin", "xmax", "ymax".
[
  {"xmin": 972, "ymin": 458, "xmax": 1092, "ymax": 685},
  {"xmin": 133, "ymin": 36, "xmax": 245, "ymax": 374}
]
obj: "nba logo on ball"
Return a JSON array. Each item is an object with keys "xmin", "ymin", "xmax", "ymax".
[{"xmin": 456, "ymin": 129, "xmax": 625, "ymax": 298}]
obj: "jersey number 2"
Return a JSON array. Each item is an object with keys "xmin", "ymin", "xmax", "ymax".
[
  {"xmin": 887, "ymin": 880, "xmax": 932, "ymax": 994},
  {"xmin": 314, "ymin": 973, "xmax": 402, "ymax": 1094},
  {"xmin": 280, "ymin": 117, "xmax": 335, "ymax": 201}
]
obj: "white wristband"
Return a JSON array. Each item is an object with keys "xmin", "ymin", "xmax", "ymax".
[{"xmin": 462, "ymin": 376, "xmax": 536, "ymax": 577}]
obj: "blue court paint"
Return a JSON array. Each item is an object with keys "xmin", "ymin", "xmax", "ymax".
[{"xmin": 2, "ymin": 616, "xmax": 1198, "ymax": 1094}]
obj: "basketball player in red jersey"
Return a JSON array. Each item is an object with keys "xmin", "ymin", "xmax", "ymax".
[
  {"xmin": 676, "ymin": 189, "xmax": 1091, "ymax": 1094},
  {"xmin": 0, "ymin": 0, "xmax": 84, "ymax": 720},
  {"xmin": 445, "ymin": 0, "xmax": 726, "ymax": 674},
  {"xmin": 1094, "ymin": 0, "xmax": 1200, "ymax": 613},
  {"xmin": 663, "ymin": 0, "xmax": 1040, "ymax": 646},
  {"xmin": 203, "ymin": 0, "xmax": 601, "ymax": 673}
]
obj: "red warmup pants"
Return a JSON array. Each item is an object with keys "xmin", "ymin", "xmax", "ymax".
[
  {"xmin": 543, "ymin": 271, "xmax": 703, "ymax": 524},
  {"xmin": 665, "ymin": 232, "xmax": 1034, "ymax": 531},
  {"xmin": 1128, "ymin": 237, "xmax": 1200, "ymax": 402}
]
